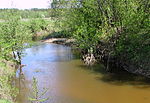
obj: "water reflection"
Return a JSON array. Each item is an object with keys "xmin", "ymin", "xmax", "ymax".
[
  {"xmin": 16, "ymin": 43, "xmax": 150, "ymax": 103},
  {"xmin": 16, "ymin": 73, "xmax": 29, "ymax": 103}
]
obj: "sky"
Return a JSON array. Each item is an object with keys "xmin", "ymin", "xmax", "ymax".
[{"xmin": 0, "ymin": 0, "xmax": 52, "ymax": 9}]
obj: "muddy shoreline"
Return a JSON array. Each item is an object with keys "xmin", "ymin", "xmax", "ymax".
[
  {"xmin": 41, "ymin": 38, "xmax": 75, "ymax": 46},
  {"xmin": 41, "ymin": 38, "xmax": 150, "ymax": 78}
]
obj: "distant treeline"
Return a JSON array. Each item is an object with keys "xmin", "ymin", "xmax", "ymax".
[{"xmin": 0, "ymin": 8, "xmax": 53, "ymax": 19}]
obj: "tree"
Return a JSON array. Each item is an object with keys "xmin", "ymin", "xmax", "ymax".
[
  {"xmin": 0, "ymin": 9, "xmax": 32, "ymax": 71},
  {"xmin": 52, "ymin": 0, "xmax": 150, "ymax": 74}
]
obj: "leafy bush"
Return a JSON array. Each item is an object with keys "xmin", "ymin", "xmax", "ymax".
[
  {"xmin": 0, "ymin": 99, "xmax": 11, "ymax": 103},
  {"xmin": 0, "ymin": 10, "xmax": 31, "ymax": 102},
  {"xmin": 28, "ymin": 19, "xmax": 49, "ymax": 40},
  {"xmin": 0, "ymin": 62, "xmax": 18, "ymax": 103},
  {"xmin": 0, "ymin": 11, "xmax": 32, "ymax": 63},
  {"xmin": 52, "ymin": 0, "xmax": 150, "ymax": 71}
]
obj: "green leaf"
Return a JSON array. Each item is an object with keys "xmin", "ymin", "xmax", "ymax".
[{"xmin": 0, "ymin": 99, "xmax": 11, "ymax": 103}]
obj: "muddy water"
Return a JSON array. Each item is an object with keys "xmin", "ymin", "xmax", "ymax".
[{"xmin": 16, "ymin": 43, "xmax": 150, "ymax": 103}]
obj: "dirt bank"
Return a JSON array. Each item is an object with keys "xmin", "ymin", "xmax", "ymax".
[{"xmin": 41, "ymin": 38, "xmax": 75, "ymax": 46}]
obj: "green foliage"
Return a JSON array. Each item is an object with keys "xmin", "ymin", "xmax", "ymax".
[
  {"xmin": 29, "ymin": 19, "xmax": 43, "ymax": 33},
  {"xmin": 115, "ymin": 24, "xmax": 150, "ymax": 70},
  {"xmin": 29, "ymin": 77, "xmax": 49, "ymax": 103},
  {"xmin": 0, "ymin": 62, "xmax": 18, "ymax": 103},
  {"xmin": 0, "ymin": 10, "xmax": 32, "ymax": 64},
  {"xmin": 29, "ymin": 19, "xmax": 48, "ymax": 33},
  {"xmin": 0, "ymin": 10, "xmax": 31, "ymax": 102},
  {"xmin": 28, "ymin": 18, "xmax": 49, "ymax": 41},
  {"xmin": 53, "ymin": 0, "xmax": 150, "ymax": 70},
  {"xmin": 54, "ymin": 0, "xmax": 102, "ymax": 49},
  {"xmin": 0, "ymin": 9, "xmax": 52, "ymax": 103},
  {"xmin": 0, "ymin": 8, "xmax": 51, "ymax": 19},
  {"xmin": 0, "ymin": 99, "xmax": 11, "ymax": 103}
]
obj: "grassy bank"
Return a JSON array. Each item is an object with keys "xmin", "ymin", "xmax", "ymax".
[
  {"xmin": 0, "ymin": 10, "xmax": 31, "ymax": 103},
  {"xmin": 0, "ymin": 9, "xmax": 67, "ymax": 102},
  {"xmin": 0, "ymin": 61, "xmax": 18, "ymax": 103}
]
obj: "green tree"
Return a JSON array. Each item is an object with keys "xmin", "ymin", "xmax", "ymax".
[
  {"xmin": 53, "ymin": 0, "xmax": 150, "ymax": 74},
  {"xmin": 0, "ymin": 9, "xmax": 32, "ymax": 70}
]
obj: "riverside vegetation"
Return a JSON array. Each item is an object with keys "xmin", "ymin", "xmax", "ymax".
[
  {"xmin": 0, "ymin": 0, "xmax": 150, "ymax": 102},
  {"xmin": 0, "ymin": 10, "xmax": 31, "ymax": 103},
  {"xmin": 0, "ymin": 9, "xmax": 52, "ymax": 103},
  {"xmin": 51, "ymin": 0, "xmax": 150, "ymax": 76}
]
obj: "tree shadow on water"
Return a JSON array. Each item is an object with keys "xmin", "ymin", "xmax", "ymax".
[
  {"xmin": 78, "ymin": 63, "xmax": 150, "ymax": 89},
  {"xmin": 77, "ymin": 63, "xmax": 107, "ymax": 74},
  {"xmin": 96, "ymin": 71, "xmax": 150, "ymax": 89}
]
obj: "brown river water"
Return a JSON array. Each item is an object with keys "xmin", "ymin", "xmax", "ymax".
[{"xmin": 16, "ymin": 43, "xmax": 150, "ymax": 103}]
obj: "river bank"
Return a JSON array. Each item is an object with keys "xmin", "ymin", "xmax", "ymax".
[
  {"xmin": 1, "ymin": 41, "xmax": 149, "ymax": 103},
  {"xmin": 41, "ymin": 37, "xmax": 150, "ymax": 78},
  {"xmin": 0, "ymin": 60, "xmax": 18, "ymax": 103},
  {"xmin": 16, "ymin": 43, "xmax": 150, "ymax": 103},
  {"xmin": 41, "ymin": 38, "xmax": 75, "ymax": 46}
]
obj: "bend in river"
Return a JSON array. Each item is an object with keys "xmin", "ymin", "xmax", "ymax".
[{"xmin": 16, "ymin": 43, "xmax": 150, "ymax": 103}]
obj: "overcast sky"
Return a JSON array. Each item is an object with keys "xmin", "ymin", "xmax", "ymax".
[{"xmin": 0, "ymin": 0, "xmax": 52, "ymax": 9}]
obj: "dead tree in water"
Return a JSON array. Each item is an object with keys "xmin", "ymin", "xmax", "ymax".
[{"xmin": 83, "ymin": 53, "xmax": 96, "ymax": 66}]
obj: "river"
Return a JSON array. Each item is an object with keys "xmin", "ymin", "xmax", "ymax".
[{"xmin": 16, "ymin": 43, "xmax": 150, "ymax": 103}]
